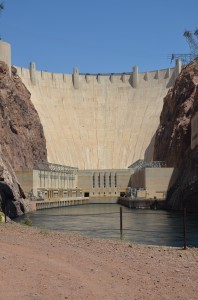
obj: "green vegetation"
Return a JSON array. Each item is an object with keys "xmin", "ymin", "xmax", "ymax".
[
  {"xmin": 0, "ymin": 211, "xmax": 5, "ymax": 222},
  {"xmin": 39, "ymin": 228, "xmax": 50, "ymax": 235},
  {"xmin": 120, "ymin": 233, "xmax": 125, "ymax": 241},
  {"xmin": 21, "ymin": 217, "xmax": 32, "ymax": 226}
]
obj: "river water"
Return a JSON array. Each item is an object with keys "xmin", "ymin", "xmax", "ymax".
[{"xmin": 18, "ymin": 204, "xmax": 198, "ymax": 247}]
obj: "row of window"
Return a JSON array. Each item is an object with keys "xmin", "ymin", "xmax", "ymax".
[
  {"xmin": 93, "ymin": 173, "xmax": 117, "ymax": 188},
  {"xmin": 39, "ymin": 174, "xmax": 75, "ymax": 180},
  {"xmin": 92, "ymin": 191, "xmax": 117, "ymax": 195}
]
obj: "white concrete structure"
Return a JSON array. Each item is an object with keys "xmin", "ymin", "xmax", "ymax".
[
  {"xmin": 131, "ymin": 167, "xmax": 174, "ymax": 199},
  {"xmin": 0, "ymin": 40, "xmax": 181, "ymax": 171},
  {"xmin": 14, "ymin": 64, "xmax": 178, "ymax": 170},
  {"xmin": 78, "ymin": 168, "xmax": 133, "ymax": 198},
  {"xmin": 16, "ymin": 163, "xmax": 79, "ymax": 199}
]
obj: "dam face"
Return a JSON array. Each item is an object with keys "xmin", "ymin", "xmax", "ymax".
[
  {"xmin": 0, "ymin": 40, "xmax": 180, "ymax": 170},
  {"xmin": 15, "ymin": 65, "xmax": 177, "ymax": 170}
]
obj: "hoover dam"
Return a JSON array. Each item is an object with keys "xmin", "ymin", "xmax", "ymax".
[
  {"xmin": 0, "ymin": 40, "xmax": 182, "ymax": 170},
  {"xmin": 0, "ymin": 40, "xmax": 184, "ymax": 200},
  {"xmin": 14, "ymin": 59, "xmax": 180, "ymax": 170}
]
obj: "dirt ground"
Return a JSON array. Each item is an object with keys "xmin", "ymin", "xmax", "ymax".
[{"xmin": 0, "ymin": 222, "xmax": 197, "ymax": 300}]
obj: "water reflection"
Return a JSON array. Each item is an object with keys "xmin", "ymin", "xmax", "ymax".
[{"xmin": 17, "ymin": 204, "xmax": 198, "ymax": 247}]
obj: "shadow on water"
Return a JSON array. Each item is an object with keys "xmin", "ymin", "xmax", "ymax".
[{"xmin": 17, "ymin": 204, "xmax": 198, "ymax": 247}]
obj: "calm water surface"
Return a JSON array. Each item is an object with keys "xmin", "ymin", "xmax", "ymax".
[{"xmin": 17, "ymin": 204, "xmax": 198, "ymax": 247}]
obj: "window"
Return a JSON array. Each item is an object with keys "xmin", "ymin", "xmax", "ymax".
[
  {"xmin": 114, "ymin": 174, "xmax": 117, "ymax": 187},
  {"xmin": 109, "ymin": 173, "xmax": 111, "ymax": 187},
  {"xmin": 98, "ymin": 173, "xmax": 100, "ymax": 188},
  {"xmin": 104, "ymin": 173, "xmax": 106, "ymax": 188},
  {"xmin": 93, "ymin": 173, "xmax": 95, "ymax": 188}
]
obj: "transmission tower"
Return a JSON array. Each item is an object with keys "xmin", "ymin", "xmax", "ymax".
[
  {"xmin": 0, "ymin": 2, "xmax": 4, "ymax": 40},
  {"xmin": 183, "ymin": 30, "xmax": 198, "ymax": 59},
  {"xmin": 0, "ymin": 2, "xmax": 4, "ymax": 11},
  {"xmin": 168, "ymin": 53, "xmax": 193, "ymax": 64},
  {"xmin": 170, "ymin": 28, "xmax": 198, "ymax": 65}
]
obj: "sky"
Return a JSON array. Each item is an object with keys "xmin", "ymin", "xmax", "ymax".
[{"xmin": 0, "ymin": 0, "xmax": 198, "ymax": 74}]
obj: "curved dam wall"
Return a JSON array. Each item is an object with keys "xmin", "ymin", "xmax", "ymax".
[
  {"xmin": 0, "ymin": 40, "xmax": 181, "ymax": 170},
  {"xmin": 14, "ymin": 64, "xmax": 179, "ymax": 170}
]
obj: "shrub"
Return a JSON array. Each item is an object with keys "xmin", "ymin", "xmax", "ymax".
[{"xmin": 21, "ymin": 217, "xmax": 32, "ymax": 226}]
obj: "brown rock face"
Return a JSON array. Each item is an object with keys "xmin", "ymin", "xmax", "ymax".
[
  {"xmin": 0, "ymin": 61, "xmax": 48, "ymax": 217},
  {"xmin": 0, "ymin": 62, "xmax": 47, "ymax": 170},
  {"xmin": 154, "ymin": 60, "xmax": 198, "ymax": 211}
]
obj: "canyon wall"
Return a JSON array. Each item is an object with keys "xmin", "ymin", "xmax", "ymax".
[
  {"xmin": 0, "ymin": 61, "xmax": 48, "ymax": 217},
  {"xmin": 154, "ymin": 60, "xmax": 198, "ymax": 211}
]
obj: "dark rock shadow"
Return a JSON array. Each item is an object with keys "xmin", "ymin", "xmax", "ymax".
[{"xmin": 0, "ymin": 182, "xmax": 17, "ymax": 218}]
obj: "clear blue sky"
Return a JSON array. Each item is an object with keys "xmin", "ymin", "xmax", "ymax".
[{"xmin": 1, "ymin": 0, "xmax": 198, "ymax": 73}]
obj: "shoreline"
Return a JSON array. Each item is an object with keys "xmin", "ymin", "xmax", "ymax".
[
  {"xmin": 0, "ymin": 222, "xmax": 198, "ymax": 299},
  {"xmin": 16, "ymin": 205, "xmax": 197, "ymax": 249}
]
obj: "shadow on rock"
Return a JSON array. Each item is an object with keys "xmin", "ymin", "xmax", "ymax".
[{"xmin": 0, "ymin": 181, "xmax": 18, "ymax": 219}]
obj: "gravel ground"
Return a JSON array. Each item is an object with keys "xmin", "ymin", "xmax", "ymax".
[{"xmin": 0, "ymin": 222, "xmax": 197, "ymax": 300}]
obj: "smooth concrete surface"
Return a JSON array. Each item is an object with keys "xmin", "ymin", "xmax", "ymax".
[
  {"xmin": 15, "ymin": 64, "xmax": 177, "ymax": 170},
  {"xmin": 89, "ymin": 197, "xmax": 118, "ymax": 204},
  {"xmin": 35, "ymin": 197, "xmax": 89, "ymax": 210},
  {"xmin": 78, "ymin": 169, "xmax": 133, "ymax": 197},
  {"xmin": 16, "ymin": 167, "xmax": 78, "ymax": 197},
  {"xmin": 0, "ymin": 41, "xmax": 181, "ymax": 170},
  {"xmin": 131, "ymin": 167, "xmax": 174, "ymax": 199}
]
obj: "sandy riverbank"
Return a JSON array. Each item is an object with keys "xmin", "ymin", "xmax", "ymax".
[{"xmin": 0, "ymin": 222, "xmax": 197, "ymax": 300}]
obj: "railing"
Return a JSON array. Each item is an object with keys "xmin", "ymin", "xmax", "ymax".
[{"xmin": 128, "ymin": 160, "xmax": 166, "ymax": 171}]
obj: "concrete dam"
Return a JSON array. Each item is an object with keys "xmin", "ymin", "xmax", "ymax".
[
  {"xmin": 0, "ymin": 40, "xmax": 181, "ymax": 170},
  {"xmin": 15, "ymin": 62, "xmax": 180, "ymax": 170}
]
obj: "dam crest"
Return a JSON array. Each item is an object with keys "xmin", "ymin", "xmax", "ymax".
[{"xmin": 16, "ymin": 62, "xmax": 178, "ymax": 90}]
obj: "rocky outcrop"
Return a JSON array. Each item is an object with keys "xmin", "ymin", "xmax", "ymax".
[
  {"xmin": 0, "ymin": 62, "xmax": 47, "ymax": 170},
  {"xmin": 0, "ymin": 61, "xmax": 48, "ymax": 218},
  {"xmin": 154, "ymin": 59, "xmax": 198, "ymax": 211}
]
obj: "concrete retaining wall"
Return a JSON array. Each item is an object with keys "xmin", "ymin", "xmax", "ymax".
[{"xmin": 35, "ymin": 197, "xmax": 89, "ymax": 210}]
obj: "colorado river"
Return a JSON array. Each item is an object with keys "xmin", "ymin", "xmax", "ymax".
[{"xmin": 18, "ymin": 204, "xmax": 198, "ymax": 247}]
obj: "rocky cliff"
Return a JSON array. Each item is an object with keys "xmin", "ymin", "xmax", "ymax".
[
  {"xmin": 154, "ymin": 59, "xmax": 198, "ymax": 211},
  {"xmin": 0, "ymin": 61, "xmax": 48, "ymax": 218}
]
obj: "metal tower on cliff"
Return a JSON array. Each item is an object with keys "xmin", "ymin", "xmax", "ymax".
[
  {"xmin": 0, "ymin": 2, "xmax": 4, "ymax": 40},
  {"xmin": 170, "ymin": 29, "xmax": 198, "ymax": 64}
]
